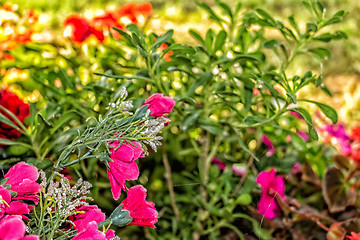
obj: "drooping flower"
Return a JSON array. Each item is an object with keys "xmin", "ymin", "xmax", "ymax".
[
  {"xmin": 64, "ymin": 14, "xmax": 104, "ymax": 43},
  {"xmin": 0, "ymin": 89, "xmax": 30, "ymax": 140},
  {"xmin": 211, "ymin": 157, "xmax": 227, "ymax": 170},
  {"xmin": 4, "ymin": 162, "xmax": 42, "ymax": 204},
  {"xmin": 120, "ymin": 185, "xmax": 158, "ymax": 228},
  {"xmin": 262, "ymin": 135, "xmax": 275, "ymax": 157},
  {"xmin": 107, "ymin": 141, "xmax": 143, "ymax": 200},
  {"xmin": 256, "ymin": 169, "xmax": 285, "ymax": 219},
  {"xmin": 142, "ymin": 93, "xmax": 175, "ymax": 118},
  {"xmin": 0, "ymin": 215, "xmax": 39, "ymax": 240},
  {"xmin": 348, "ymin": 232, "xmax": 360, "ymax": 240},
  {"xmin": 72, "ymin": 221, "xmax": 114, "ymax": 240}
]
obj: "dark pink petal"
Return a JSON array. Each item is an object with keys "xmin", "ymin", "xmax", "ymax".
[
  {"xmin": 5, "ymin": 201, "xmax": 32, "ymax": 220},
  {"xmin": 211, "ymin": 157, "xmax": 227, "ymax": 170},
  {"xmin": 143, "ymin": 94, "xmax": 175, "ymax": 118},
  {"xmin": 10, "ymin": 179, "xmax": 41, "ymax": 204},
  {"xmin": 72, "ymin": 221, "xmax": 107, "ymax": 240},
  {"xmin": 73, "ymin": 205, "xmax": 105, "ymax": 232},
  {"xmin": 20, "ymin": 236, "xmax": 40, "ymax": 240},
  {"xmin": 110, "ymin": 142, "xmax": 135, "ymax": 163},
  {"xmin": 105, "ymin": 229, "xmax": 115, "ymax": 240},
  {"xmin": 0, "ymin": 186, "xmax": 11, "ymax": 204},
  {"xmin": 5, "ymin": 162, "xmax": 39, "ymax": 185},
  {"xmin": 262, "ymin": 135, "xmax": 275, "ymax": 157},
  {"xmin": 257, "ymin": 191, "xmax": 280, "ymax": 219},
  {"xmin": 121, "ymin": 185, "xmax": 158, "ymax": 228},
  {"xmin": 107, "ymin": 161, "xmax": 140, "ymax": 200},
  {"xmin": 0, "ymin": 215, "xmax": 26, "ymax": 239}
]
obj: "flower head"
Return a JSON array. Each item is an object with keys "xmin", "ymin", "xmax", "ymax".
[
  {"xmin": 72, "ymin": 205, "xmax": 105, "ymax": 232},
  {"xmin": 64, "ymin": 14, "xmax": 104, "ymax": 43},
  {"xmin": 0, "ymin": 215, "xmax": 39, "ymax": 240},
  {"xmin": 256, "ymin": 169, "xmax": 285, "ymax": 219},
  {"xmin": 107, "ymin": 141, "xmax": 143, "ymax": 200},
  {"xmin": 72, "ymin": 221, "xmax": 114, "ymax": 240},
  {"xmin": 142, "ymin": 93, "xmax": 175, "ymax": 118},
  {"xmin": 0, "ymin": 89, "xmax": 30, "ymax": 140},
  {"xmin": 120, "ymin": 185, "xmax": 158, "ymax": 228},
  {"xmin": 211, "ymin": 157, "xmax": 227, "ymax": 170},
  {"xmin": 4, "ymin": 162, "xmax": 41, "ymax": 204}
]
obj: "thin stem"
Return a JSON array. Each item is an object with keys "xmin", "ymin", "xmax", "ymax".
[{"xmin": 161, "ymin": 145, "xmax": 180, "ymax": 221}]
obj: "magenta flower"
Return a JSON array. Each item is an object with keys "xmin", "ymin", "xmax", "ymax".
[
  {"xmin": 72, "ymin": 221, "xmax": 113, "ymax": 240},
  {"xmin": 0, "ymin": 215, "xmax": 39, "ymax": 240},
  {"xmin": 211, "ymin": 157, "xmax": 227, "ymax": 170},
  {"xmin": 256, "ymin": 169, "xmax": 285, "ymax": 219},
  {"xmin": 142, "ymin": 93, "xmax": 175, "ymax": 118},
  {"xmin": 321, "ymin": 123, "xmax": 352, "ymax": 156},
  {"xmin": 120, "ymin": 185, "xmax": 158, "ymax": 228},
  {"xmin": 262, "ymin": 135, "xmax": 275, "ymax": 157},
  {"xmin": 73, "ymin": 205, "xmax": 105, "ymax": 232},
  {"xmin": 297, "ymin": 130, "xmax": 309, "ymax": 142},
  {"xmin": 4, "ymin": 162, "xmax": 41, "ymax": 204},
  {"xmin": 291, "ymin": 162, "xmax": 302, "ymax": 174},
  {"xmin": 107, "ymin": 141, "xmax": 143, "ymax": 200}
]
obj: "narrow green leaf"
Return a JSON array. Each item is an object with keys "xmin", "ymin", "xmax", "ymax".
[
  {"xmin": 264, "ymin": 39, "xmax": 280, "ymax": 49},
  {"xmin": 151, "ymin": 30, "xmax": 174, "ymax": 51},
  {"xmin": 186, "ymin": 72, "xmax": 213, "ymax": 97},
  {"xmin": 298, "ymin": 99, "xmax": 338, "ymax": 124},
  {"xmin": 189, "ymin": 29, "xmax": 205, "ymax": 45},
  {"xmin": 293, "ymin": 108, "xmax": 319, "ymax": 141},
  {"xmin": 214, "ymin": 30, "xmax": 227, "ymax": 52}
]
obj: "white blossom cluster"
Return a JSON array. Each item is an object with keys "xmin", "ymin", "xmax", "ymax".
[
  {"xmin": 40, "ymin": 171, "xmax": 93, "ymax": 217},
  {"xmin": 141, "ymin": 116, "xmax": 170, "ymax": 152}
]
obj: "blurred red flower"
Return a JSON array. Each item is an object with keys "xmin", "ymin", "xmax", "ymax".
[
  {"xmin": 0, "ymin": 89, "xmax": 30, "ymax": 140},
  {"xmin": 64, "ymin": 15, "xmax": 104, "ymax": 43}
]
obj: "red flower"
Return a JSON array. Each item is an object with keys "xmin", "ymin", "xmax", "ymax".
[
  {"xmin": 72, "ymin": 205, "xmax": 105, "ymax": 232},
  {"xmin": 93, "ymin": 12, "xmax": 124, "ymax": 40},
  {"xmin": 107, "ymin": 141, "xmax": 144, "ymax": 200},
  {"xmin": 348, "ymin": 232, "xmax": 360, "ymax": 240},
  {"xmin": 351, "ymin": 126, "xmax": 360, "ymax": 142},
  {"xmin": 116, "ymin": 2, "xmax": 153, "ymax": 24},
  {"xmin": 0, "ymin": 89, "xmax": 30, "ymax": 140},
  {"xmin": 64, "ymin": 15, "xmax": 104, "ymax": 43},
  {"xmin": 120, "ymin": 185, "xmax": 158, "ymax": 228},
  {"xmin": 0, "ymin": 215, "xmax": 39, "ymax": 240}
]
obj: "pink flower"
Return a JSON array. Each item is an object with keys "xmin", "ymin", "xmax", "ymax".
[
  {"xmin": 72, "ymin": 221, "xmax": 114, "ymax": 240},
  {"xmin": 297, "ymin": 130, "xmax": 309, "ymax": 142},
  {"xmin": 72, "ymin": 205, "xmax": 105, "ymax": 232},
  {"xmin": 0, "ymin": 185, "xmax": 33, "ymax": 220},
  {"xmin": 262, "ymin": 135, "xmax": 275, "ymax": 157},
  {"xmin": 256, "ymin": 169, "xmax": 285, "ymax": 219},
  {"xmin": 142, "ymin": 94, "xmax": 175, "ymax": 118},
  {"xmin": 120, "ymin": 185, "xmax": 158, "ymax": 228},
  {"xmin": 291, "ymin": 163, "xmax": 301, "ymax": 174},
  {"xmin": 0, "ymin": 215, "xmax": 39, "ymax": 240},
  {"xmin": 211, "ymin": 157, "xmax": 227, "ymax": 170},
  {"xmin": 107, "ymin": 141, "xmax": 143, "ymax": 200},
  {"xmin": 4, "ymin": 162, "xmax": 41, "ymax": 204}
]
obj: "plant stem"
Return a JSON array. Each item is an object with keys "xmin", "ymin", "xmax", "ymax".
[{"xmin": 161, "ymin": 145, "xmax": 180, "ymax": 221}]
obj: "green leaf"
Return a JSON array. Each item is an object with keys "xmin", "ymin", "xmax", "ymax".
[
  {"xmin": 299, "ymin": 99, "xmax": 338, "ymax": 124},
  {"xmin": 0, "ymin": 138, "xmax": 31, "ymax": 148},
  {"xmin": 243, "ymin": 116, "xmax": 268, "ymax": 125},
  {"xmin": 180, "ymin": 111, "xmax": 201, "ymax": 131},
  {"xmin": 292, "ymin": 108, "xmax": 318, "ymax": 141},
  {"xmin": 255, "ymin": 8, "xmax": 276, "ymax": 27},
  {"xmin": 263, "ymin": 39, "xmax": 280, "ymax": 49},
  {"xmin": 214, "ymin": 30, "xmax": 227, "ymax": 52},
  {"xmin": 306, "ymin": 22, "xmax": 318, "ymax": 33},
  {"xmin": 323, "ymin": 16, "xmax": 342, "ymax": 26},
  {"xmin": 0, "ymin": 112, "xmax": 24, "ymax": 134},
  {"xmin": 186, "ymin": 72, "xmax": 213, "ymax": 97},
  {"xmin": 308, "ymin": 47, "xmax": 331, "ymax": 60},
  {"xmin": 151, "ymin": 30, "xmax": 174, "ymax": 51},
  {"xmin": 205, "ymin": 29, "xmax": 215, "ymax": 53},
  {"xmin": 198, "ymin": 2, "xmax": 224, "ymax": 26},
  {"xmin": 199, "ymin": 124, "xmax": 224, "ymax": 136},
  {"xmin": 112, "ymin": 27, "xmax": 132, "ymax": 42},
  {"xmin": 215, "ymin": 0, "xmax": 233, "ymax": 19},
  {"xmin": 59, "ymin": 68, "xmax": 75, "ymax": 90},
  {"xmin": 189, "ymin": 29, "xmax": 205, "ymax": 45}
]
